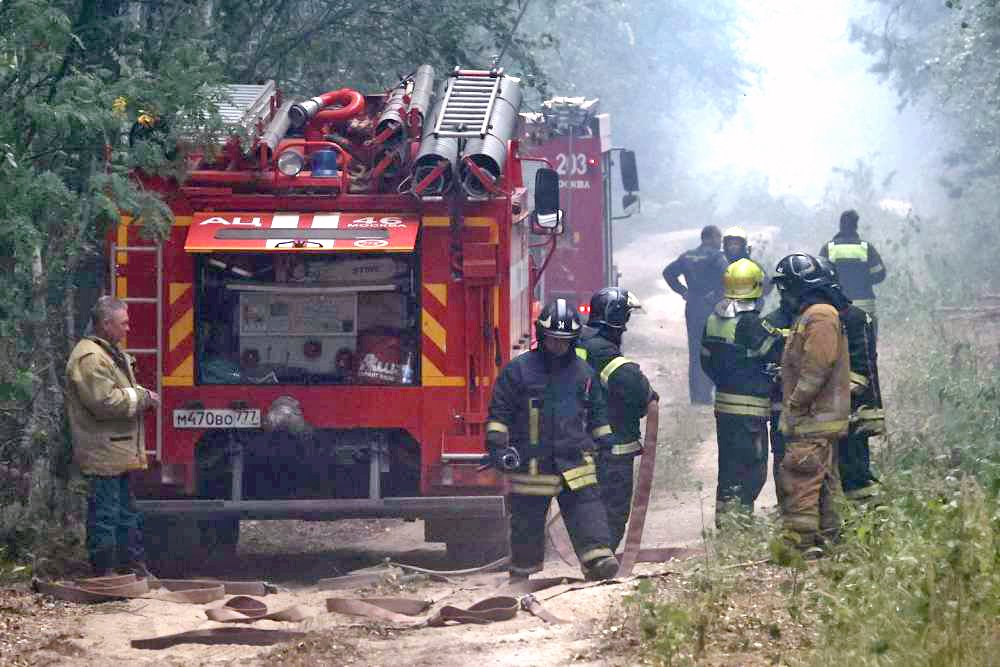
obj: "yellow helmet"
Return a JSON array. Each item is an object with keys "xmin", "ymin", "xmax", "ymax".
[{"xmin": 723, "ymin": 258, "xmax": 764, "ymax": 299}]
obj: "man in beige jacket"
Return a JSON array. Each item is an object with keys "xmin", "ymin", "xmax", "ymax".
[
  {"xmin": 772, "ymin": 254, "xmax": 850, "ymax": 553},
  {"xmin": 66, "ymin": 297, "xmax": 159, "ymax": 575}
]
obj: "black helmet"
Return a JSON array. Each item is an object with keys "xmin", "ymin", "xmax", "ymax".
[
  {"xmin": 588, "ymin": 287, "xmax": 643, "ymax": 329},
  {"xmin": 536, "ymin": 298, "xmax": 582, "ymax": 341},
  {"xmin": 814, "ymin": 256, "xmax": 841, "ymax": 289},
  {"xmin": 773, "ymin": 253, "xmax": 835, "ymax": 294}
]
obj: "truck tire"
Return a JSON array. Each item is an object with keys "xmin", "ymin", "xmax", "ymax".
[
  {"xmin": 199, "ymin": 518, "xmax": 240, "ymax": 559},
  {"xmin": 144, "ymin": 516, "xmax": 206, "ymax": 577}
]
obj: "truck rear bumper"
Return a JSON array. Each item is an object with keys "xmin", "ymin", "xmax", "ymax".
[{"xmin": 134, "ymin": 495, "xmax": 506, "ymax": 521}]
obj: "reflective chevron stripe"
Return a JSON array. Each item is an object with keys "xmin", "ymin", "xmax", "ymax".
[
  {"xmin": 562, "ymin": 461, "xmax": 598, "ymax": 490},
  {"xmin": 611, "ymin": 440, "xmax": 642, "ymax": 456},
  {"xmin": 715, "ymin": 391, "xmax": 770, "ymax": 417}
]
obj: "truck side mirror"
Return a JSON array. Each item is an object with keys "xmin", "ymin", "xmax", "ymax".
[
  {"xmin": 532, "ymin": 167, "xmax": 564, "ymax": 235},
  {"xmin": 620, "ymin": 150, "xmax": 639, "ymax": 192}
]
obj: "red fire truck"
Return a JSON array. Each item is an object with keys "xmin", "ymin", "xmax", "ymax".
[
  {"xmin": 114, "ymin": 66, "xmax": 562, "ymax": 566},
  {"xmin": 519, "ymin": 97, "xmax": 639, "ymax": 315}
]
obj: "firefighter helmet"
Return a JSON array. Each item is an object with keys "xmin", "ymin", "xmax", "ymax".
[
  {"xmin": 536, "ymin": 298, "xmax": 582, "ymax": 341},
  {"xmin": 815, "ymin": 256, "xmax": 841, "ymax": 289},
  {"xmin": 773, "ymin": 253, "xmax": 834, "ymax": 294},
  {"xmin": 722, "ymin": 225, "xmax": 750, "ymax": 256},
  {"xmin": 588, "ymin": 287, "xmax": 643, "ymax": 329},
  {"xmin": 723, "ymin": 258, "xmax": 764, "ymax": 300}
]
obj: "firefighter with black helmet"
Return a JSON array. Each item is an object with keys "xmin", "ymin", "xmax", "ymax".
[
  {"xmin": 772, "ymin": 253, "xmax": 850, "ymax": 551},
  {"xmin": 814, "ymin": 257, "xmax": 884, "ymax": 501},
  {"xmin": 577, "ymin": 287, "xmax": 660, "ymax": 550},
  {"xmin": 700, "ymin": 259, "xmax": 782, "ymax": 522},
  {"xmin": 486, "ymin": 298, "xmax": 619, "ymax": 581},
  {"xmin": 722, "ymin": 226, "xmax": 774, "ymax": 296}
]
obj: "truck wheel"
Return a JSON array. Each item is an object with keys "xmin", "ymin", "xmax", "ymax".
[
  {"xmin": 199, "ymin": 518, "xmax": 240, "ymax": 559},
  {"xmin": 144, "ymin": 516, "xmax": 206, "ymax": 577},
  {"xmin": 445, "ymin": 539, "xmax": 510, "ymax": 567}
]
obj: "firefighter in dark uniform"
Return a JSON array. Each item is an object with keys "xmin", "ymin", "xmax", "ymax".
[
  {"xmin": 762, "ymin": 261, "xmax": 800, "ymax": 506},
  {"xmin": 486, "ymin": 298, "xmax": 620, "ymax": 581},
  {"xmin": 816, "ymin": 258, "xmax": 885, "ymax": 501},
  {"xmin": 663, "ymin": 225, "xmax": 729, "ymax": 405},
  {"xmin": 818, "ymin": 209, "xmax": 887, "ymax": 324},
  {"xmin": 722, "ymin": 226, "xmax": 774, "ymax": 296},
  {"xmin": 576, "ymin": 287, "xmax": 660, "ymax": 550},
  {"xmin": 700, "ymin": 259, "xmax": 782, "ymax": 521}
]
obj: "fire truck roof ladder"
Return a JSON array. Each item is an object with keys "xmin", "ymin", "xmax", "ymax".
[
  {"xmin": 110, "ymin": 241, "xmax": 163, "ymax": 461},
  {"xmin": 432, "ymin": 70, "xmax": 502, "ymax": 139},
  {"xmin": 214, "ymin": 81, "xmax": 279, "ymax": 144}
]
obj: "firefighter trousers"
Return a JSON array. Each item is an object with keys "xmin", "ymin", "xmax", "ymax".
[
  {"xmin": 715, "ymin": 413, "xmax": 768, "ymax": 523},
  {"xmin": 838, "ymin": 430, "xmax": 877, "ymax": 500},
  {"xmin": 685, "ymin": 300, "xmax": 715, "ymax": 404},
  {"xmin": 778, "ymin": 438, "xmax": 841, "ymax": 550},
  {"xmin": 509, "ymin": 484, "xmax": 613, "ymax": 576},
  {"xmin": 597, "ymin": 450, "xmax": 636, "ymax": 551},
  {"xmin": 85, "ymin": 474, "xmax": 145, "ymax": 572}
]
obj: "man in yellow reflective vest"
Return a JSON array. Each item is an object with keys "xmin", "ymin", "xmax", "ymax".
[
  {"xmin": 818, "ymin": 210, "xmax": 887, "ymax": 325},
  {"xmin": 576, "ymin": 287, "xmax": 659, "ymax": 550},
  {"xmin": 773, "ymin": 253, "xmax": 851, "ymax": 552},
  {"xmin": 701, "ymin": 259, "xmax": 782, "ymax": 523},
  {"xmin": 486, "ymin": 298, "xmax": 619, "ymax": 581}
]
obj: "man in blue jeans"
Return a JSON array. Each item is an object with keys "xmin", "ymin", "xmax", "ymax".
[{"xmin": 66, "ymin": 297, "xmax": 159, "ymax": 576}]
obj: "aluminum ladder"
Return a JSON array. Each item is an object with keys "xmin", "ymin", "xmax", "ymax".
[
  {"xmin": 110, "ymin": 239, "xmax": 164, "ymax": 461},
  {"xmin": 432, "ymin": 69, "xmax": 502, "ymax": 138}
]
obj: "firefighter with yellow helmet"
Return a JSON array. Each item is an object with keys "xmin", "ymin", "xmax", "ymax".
[
  {"xmin": 723, "ymin": 226, "xmax": 773, "ymax": 296},
  {"xmin": 700, "ymin": 259, "xmax": 782, "ymax": 522}
]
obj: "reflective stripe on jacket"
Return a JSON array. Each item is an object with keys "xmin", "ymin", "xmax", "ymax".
[
  {"xmin": 487, "ymin": 349, "xmax": 609, "ymax": 490},
  {"xmin": 820, "ymin": 234, "xmax": 886, "ymax": 301},
  {"xmin": 66, "ymin": 337, "xmax": 151, "ymax": 475},
  {"xmin": 780, "ymin": 303, "xmax": 850, "ymax": 439},
  {"xmin": 701, "ymin": 304, "xmax": 780, "ymax": 418}
]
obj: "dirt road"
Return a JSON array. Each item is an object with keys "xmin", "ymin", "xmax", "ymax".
[{"xmin": 10, "ymin": 227, "xmax": 783, "ymax": 666}]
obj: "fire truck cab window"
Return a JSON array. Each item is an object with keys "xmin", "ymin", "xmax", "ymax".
[{"xmin": 196, "ymin": 253, "xmax": 417, "ymax": 385}]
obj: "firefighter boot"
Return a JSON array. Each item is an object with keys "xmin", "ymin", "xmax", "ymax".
[{"xmin": 583, "ymin": 555, "xmax": 620, "ymax": 581}]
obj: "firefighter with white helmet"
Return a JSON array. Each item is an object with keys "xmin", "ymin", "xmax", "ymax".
[
  {"xmin": 486, "ymin": 298, "xmax": 619, "ymax": 581},
  {"xmin": 700, "ymin": 259, "xmax": 782, "ymax": 523},
  {"xmin": 577, "ymin": 287, "xmax": 659, "ymax": 550},
  {"xmin": 723, "ymin": 226, "xmax": 773, "ymax": 296}
]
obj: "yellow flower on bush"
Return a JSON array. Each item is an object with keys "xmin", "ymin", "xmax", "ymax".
[{"xmin": 112, "ymin": 96, "xmax": 128, "ymax": 114}]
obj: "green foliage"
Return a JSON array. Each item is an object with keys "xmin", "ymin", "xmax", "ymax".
[
  {"xmin": 624, "ymin": 579, "xmax": 694, "ymax": 666},
  {"xmin": 808, "ymin": 475, "xmax": 999, "ymax": 666}
]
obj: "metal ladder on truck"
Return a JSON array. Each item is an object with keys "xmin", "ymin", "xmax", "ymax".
[
  {"xmin": 433, "ymin": 69, "xmax": 503, "ymax": 138},
  {"xmin": 110, "ymin": 238, "xmax": 164, "ymax": 462}
]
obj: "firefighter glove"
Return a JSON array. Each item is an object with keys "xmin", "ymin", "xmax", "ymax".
[{"xmin": 490, "ymin": 446, "xmax": 522, "ymax": 471}]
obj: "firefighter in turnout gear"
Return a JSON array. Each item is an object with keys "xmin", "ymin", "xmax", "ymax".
[
  {"xmin": 486, "ymin": 298, "xmax": 619, "ymax": 581},
  {"xmin": 577, "ymin": 287, "xmax": 660, "ymax": 550},
  {"xmin": 722, "ymin": 226, "xmax": 774, "ymax": 296},
  {"xmin": 763, "ymin": 263, "xmax": 801, "ymax": 507},
  {"xmin": 818, "ymin": 209, "xmax": 887, "ymax": 323},
  {"xmin": 700, "ymin": 259, "xmax": 782, "ymax": 522},
  {"xmin": 663, "ymin": 225, "xmax": 729, "ymax": 404},
  {"xmin": 815, "ymin": 258, "xmax": 885, "ymax": 501},
  {"xmin": 773, "ymin": 254, "xmax": 851, "ymax": 551}
]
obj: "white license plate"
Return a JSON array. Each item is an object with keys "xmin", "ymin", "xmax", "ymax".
[{"xmin": 172, "ymin": 409, "xmax": 261, "ymax": 429}]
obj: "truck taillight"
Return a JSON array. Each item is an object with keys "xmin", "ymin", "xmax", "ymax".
[{"xmin": 578, "ymin": 304, "xmax": 591, "ymax": 315}]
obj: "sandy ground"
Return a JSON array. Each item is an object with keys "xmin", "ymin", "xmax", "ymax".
[{"xmin": 8, "ymin": 227, "xmax": 784, "ymax": 666}]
